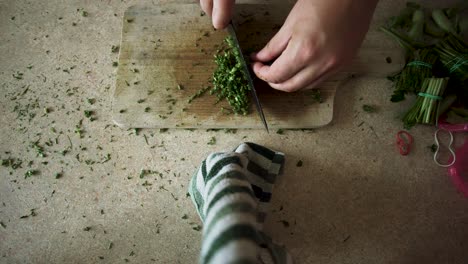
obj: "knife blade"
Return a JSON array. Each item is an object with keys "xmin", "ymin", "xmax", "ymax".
[{"xmin": 226, "ymin": 22, "xmax": 269, "ymax": 132}]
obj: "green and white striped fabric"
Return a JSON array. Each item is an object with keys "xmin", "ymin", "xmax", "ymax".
[{"xmin": 188, "ymin": 142, "xmax": 293, "ymax": 264}]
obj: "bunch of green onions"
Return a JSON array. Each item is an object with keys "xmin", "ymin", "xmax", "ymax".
[
  {"xmin": 381, "ymin": 2, "xmax": 468, "ymax": 128},
  {"xmin": 434, "ymin": 34, "xmax": 468, "ymax": 83},
  {"xmin": 391, "ymin": 48, "xmax": 438, "ymax": 102},
  {"xmin": 403, "ymin": 77, "xmax": 449, "ymax": 128}
]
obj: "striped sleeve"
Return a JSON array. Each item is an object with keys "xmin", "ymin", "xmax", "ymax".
[{"xmin": 188, "ymin": 142, "xmax": 292, "ymax": 264}]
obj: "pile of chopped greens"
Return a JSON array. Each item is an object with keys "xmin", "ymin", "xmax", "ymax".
[
  {"xmin": 210, "ymin": 36, "xmax": 251, "ymax": 115},
  {"xmin": 381, "ymin": 2, "xmax": 468, "ymax": 128}
]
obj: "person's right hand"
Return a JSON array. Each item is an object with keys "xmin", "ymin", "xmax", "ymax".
[{"xmin": 199, "ymin": 0, "xmax": 235, "ymax": 29}]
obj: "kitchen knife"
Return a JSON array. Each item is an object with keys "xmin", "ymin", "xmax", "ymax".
[{"xmin": 226, "ymin": 22, "xmax": 269, "ymax": 132}]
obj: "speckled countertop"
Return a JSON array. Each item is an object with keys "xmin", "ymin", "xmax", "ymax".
[{"xmin": 1, "ymin": 0, "xmax": 467, "ymax": 263}]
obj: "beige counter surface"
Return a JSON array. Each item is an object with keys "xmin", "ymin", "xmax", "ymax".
[{"xmin": 1, "ymin": 0, "xmax": 467, "ymax": 263}]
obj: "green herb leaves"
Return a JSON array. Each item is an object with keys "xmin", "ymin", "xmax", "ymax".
[
  {"xmin": 207, "ymin": 137, "xmax": 216, "ymax": 145},
  {"xmin": 362, "ymin": 104, "xmax": 377, "ymax": 113},
  {"xmin": 211, "ymin": 36, "xmax": 251, "ymax": 115}
]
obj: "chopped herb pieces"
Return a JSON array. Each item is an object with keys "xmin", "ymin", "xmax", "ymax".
[
  {"xmin": 24, "ymin": 170, "xmax": 38, "ymax": 178},
  {"xmin": 102, "ymin": 154, "xmax": 111, "ymax": 163},
  {"xmin": 75, "ymin": 125, "xmax": 84, "ymax": 138},
  {"xmin": 31, "ymin": 141, "xmax": 45, "ymax": 157},
  {"xmin": 84, "ymin": 110, "xmax": 93, "ymax": 118},
  {"xmin": 112, "ymin": 61, "xmax": 118, "ymax": 67},
  {"xmin": 111, "ymin": 45, "xmax": 120, "ymax": 53},
  {"xmin": 310, "ymin": 89, "xmax": 324, "ymax": 103},
  {"xmin": 166, "ymin": 98, "xmax": 177, "ymax": 105},
  {"xmin": 211, "ymin": 37, "xmax": 251, "ymax": 115},
  {"xmin": 276, "ymin": 129, "xmax": 284, "ymax": 135},
  {"xmin": 144, "ymin": 107, "xmax": 151, "ymax": 112},
  {"xmin": 142, "ymin": 180, "xmax": 152, "ymax": 187},
  {"xmin": 20, "ymin": 209, "xmax": 37, "ymax": 219},
  {"xmin": 362, "ymin": 104, "xmax": 377, "ymax": 113},
  {"xmin": 428, "ymin": 144, "xmax": 438, "ymax": 153},
  {"xmin": 207, "ymin": 137, "xmax": 216, "ymax": 145},
  {"xmin": 137, "ymin": 99, "xmax": 145, "ymax": 104},
  {"xmin": 83, "ymin": 226, "xmax": 92, "ymax": 231},
  {"xmin": 188, "ymin": 86, "xmax": 210, "ymax": 103},
  {"xmin": 2, "ymin": 158, "xmax": 22, "ymax": 169},
  {"xmin": 13, "ymin": 72, "xmax": 24, "ymax": 80},
  {"xmin": 296, "ymin": 160, "xmax": 303, "ymax": 167},
  {"xmin": 192, "ymin": 225, "xmax": 202, "ymax": 231}
]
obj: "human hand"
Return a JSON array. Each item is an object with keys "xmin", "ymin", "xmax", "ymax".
[
  {"xmin": 199, "ymin": 0, "xmax": 235, "ymax": 29},
  {"xmin": 251, "ymin": 0, "xmax": 378, "ymax": 92}
]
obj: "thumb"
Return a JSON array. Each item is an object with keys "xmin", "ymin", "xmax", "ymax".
[
  {"xmin": 251, "ymin": 26, "xmax": 291, "ymax": 62},
  {"xmin": 212, "ymin": 0, "xmax": 235, "ymax": 29}
]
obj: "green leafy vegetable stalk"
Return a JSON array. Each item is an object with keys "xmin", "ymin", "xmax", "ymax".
[
  {"xmin": 434, "ymin": 34, "xmax": 468, "ymax": 83},
  {"xmin": 403, "ymin": 77, "xmax": 449, "ymax": 128},
  {"xmin": 211, "ymin": 36, "xmax": 251, "ymax": 115},
  {"xmin": 391, "ymin": 48, "xmax": 438, "ymax": 102}
]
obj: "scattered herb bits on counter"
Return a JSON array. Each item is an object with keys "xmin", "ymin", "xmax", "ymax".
[
  {"xmin": 296, "ymin": 160, "xmax": 303, "ymax": 167},
  {"xmin": 362, "ymin": 104, "xmax": 377, "ymax": 113},
  {"xmin": 207, "ymin": 137, "xmax": 216, "ymax": 145},
  {"xmin": 310, "ymin": 89, "xmax": 324, "ymax": 103},
  {"xmin": 111, "ymin": 45, "xmax": 120, "ymax": 53}
]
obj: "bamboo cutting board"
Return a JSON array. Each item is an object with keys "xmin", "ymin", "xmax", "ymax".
[{"xmin": 112, "ymin": 3, "xmax": 403, "ymax": 129}]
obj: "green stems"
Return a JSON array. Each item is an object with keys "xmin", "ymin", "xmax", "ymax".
[
  {"xmin": 403, "ymin": 77, "xmax": 449, "ymax": 128},
  {"xmin": 391, "ymin": 48, "xmax": 438, "ymax": 102}
]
